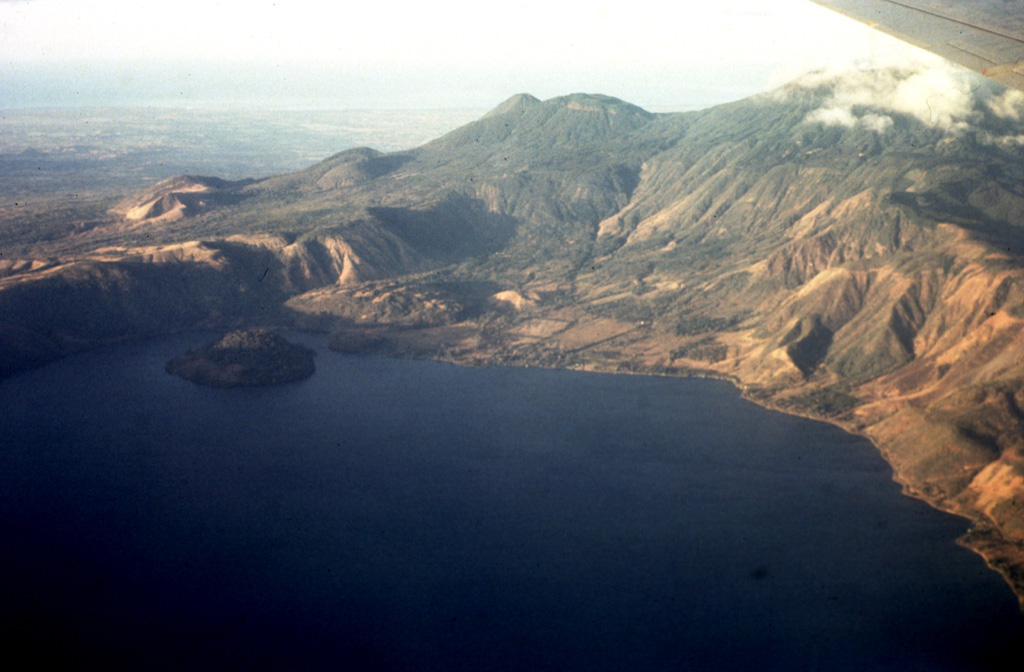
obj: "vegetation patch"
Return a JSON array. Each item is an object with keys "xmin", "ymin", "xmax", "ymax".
[
  {"xmin": 671, "ymin": 337, "xmax": 729, "ymax": 363},
  {"xmin": 781, "ymin": 386, "xmax": 862, "ymax": 418},
  {"xmin": 166, "ymin": 329, "xmax": 315, "ymax": 387},
  {"xmin": 675, "ymin": 315, "xmax": 740, "ymax": 336}
]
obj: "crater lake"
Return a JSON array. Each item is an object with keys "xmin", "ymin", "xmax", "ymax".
[{"xmin": 2, "ymin": 332, "xmax": 1022, "ymax": 671}]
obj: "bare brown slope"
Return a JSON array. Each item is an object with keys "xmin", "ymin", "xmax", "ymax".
[
  {"xmin": 3, "ymin": 71, "xmax": 1024, "ymax": 606},
  {"xmin": 110, "ymin": 175, "xmax": 253, "ymax": 225}
]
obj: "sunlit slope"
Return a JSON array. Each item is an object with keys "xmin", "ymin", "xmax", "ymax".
[{"xmin": 3, "ymin": 66, "xmax": 1024, "ymax": 603}]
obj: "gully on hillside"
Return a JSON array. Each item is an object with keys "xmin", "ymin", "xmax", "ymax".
[{"xmin": 3, "ymin": 66, "xmax": 1024, "ymax": 605}]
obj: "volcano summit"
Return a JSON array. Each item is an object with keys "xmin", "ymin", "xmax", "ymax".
[{"xmin": 3, "ymin": 66, "xmax": 1024, "ymax": 607}]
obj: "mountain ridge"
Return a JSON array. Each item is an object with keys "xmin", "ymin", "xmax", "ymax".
[{"xmin": 3, "ymin": 66, "xmax": 1024, "ymax": 608}]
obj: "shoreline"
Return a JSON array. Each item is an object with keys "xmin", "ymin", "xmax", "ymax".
[
  {"xmin": 354, "ymin": 328, "xmax": 1024, "ymax": 612},
  {"xmin": 4, "ymin": 321, "xmax": 1023, "ymax": 611}
]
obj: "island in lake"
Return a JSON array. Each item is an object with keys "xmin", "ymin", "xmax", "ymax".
[
  {"xmin": 4, "ymin": 68, "xmax": 1024, "ymax": 608},
  {"xmin": 166, "ymin": 329, "xmax": 315, "ymax": 387}
]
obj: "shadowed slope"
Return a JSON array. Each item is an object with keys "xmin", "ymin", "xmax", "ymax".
[{"xmin": 4, "ymin": 67, "xmax": 1024, "ymax": 606}]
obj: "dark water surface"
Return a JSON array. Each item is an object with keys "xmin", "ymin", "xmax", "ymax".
[{"xmin": 2, "ymin": 333, "xmax": 1023, "ymax": 671}]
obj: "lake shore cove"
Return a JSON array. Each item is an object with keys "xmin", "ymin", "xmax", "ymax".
[
  {"xmin": 6, "ymin": 333, "xmax": 1023, "ymax": 669},
  {"xmin": 3, "ymin": 74, "xmax": 1024, "ymax": 610},
  {"xmin": 318, "ymin": 309, "xmax": 1024, "ymax": 611}
]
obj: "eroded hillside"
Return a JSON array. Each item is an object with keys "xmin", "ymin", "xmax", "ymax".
[{"xmin": 3, "ymin": 65, "xmax": 1024, "ymax": 604}]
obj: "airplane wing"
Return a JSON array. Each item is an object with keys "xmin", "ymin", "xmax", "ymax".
[{"xmin": 809, "ymin": 0, "xmax": 1024, "ymax": 91}]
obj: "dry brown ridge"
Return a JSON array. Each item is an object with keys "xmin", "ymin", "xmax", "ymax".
[{"xmin": 2, "ymin": 72, "xmax": 1024, "ymax": 608}]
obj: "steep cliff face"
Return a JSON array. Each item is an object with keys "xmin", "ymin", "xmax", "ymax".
[{"xmin": 3, "ymin": 66, "xmax": 1024, "ymax": 603}]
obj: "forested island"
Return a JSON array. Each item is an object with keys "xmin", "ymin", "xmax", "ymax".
[
  {"xmin": 3, "ymin": 68, "xmax": 1024, "ymax": 606},
  {"xmin": 166, "ymin": 329, "xmax": 315, "ymax": 387}
]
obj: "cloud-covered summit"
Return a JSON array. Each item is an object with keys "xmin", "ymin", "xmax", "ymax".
[{"xmin": 782, "ymin": 64, "xmax": 1024, "ymax": 141}]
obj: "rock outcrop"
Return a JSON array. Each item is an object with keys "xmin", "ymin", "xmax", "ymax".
[{"xmin": 4, "ymin": 66, "xmax": 1024, "ymax": 606}]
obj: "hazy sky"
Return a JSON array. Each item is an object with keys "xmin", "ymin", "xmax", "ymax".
[{"xmin": 1, "ymin": 0, "xmax": 933, "ymax": 110}]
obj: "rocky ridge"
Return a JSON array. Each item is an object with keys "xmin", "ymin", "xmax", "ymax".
[{"xmin": 3, "ymin": 66, "xmax": 1024, "ymax": 605}]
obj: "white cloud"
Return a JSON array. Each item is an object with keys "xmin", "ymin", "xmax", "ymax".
[
  {"xmin": 804, "ymin": 105, "xmax": 894, "ymax": 133},
  {"xmin": 797, "ymin": 63, "xmax": 983, "ymax": 133},
  {"xmin": 979, "ymin": 132, "xmax": 1024, "ymax": 147},
  {"xmin": 859, "ymin": 113, "xmax": 895, "ymax": 133},
  {"xmin": 987, "ymin": 89, "xmax": 1024, "ymax": 121},
  {"xmin": 805, "ymin": 106, "xmax": 857, "ymax": 127}
]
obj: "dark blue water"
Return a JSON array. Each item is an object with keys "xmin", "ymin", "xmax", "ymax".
[{"xmin": 2, "ymin": 333, "xmax": 1023, "ymax": 671}]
